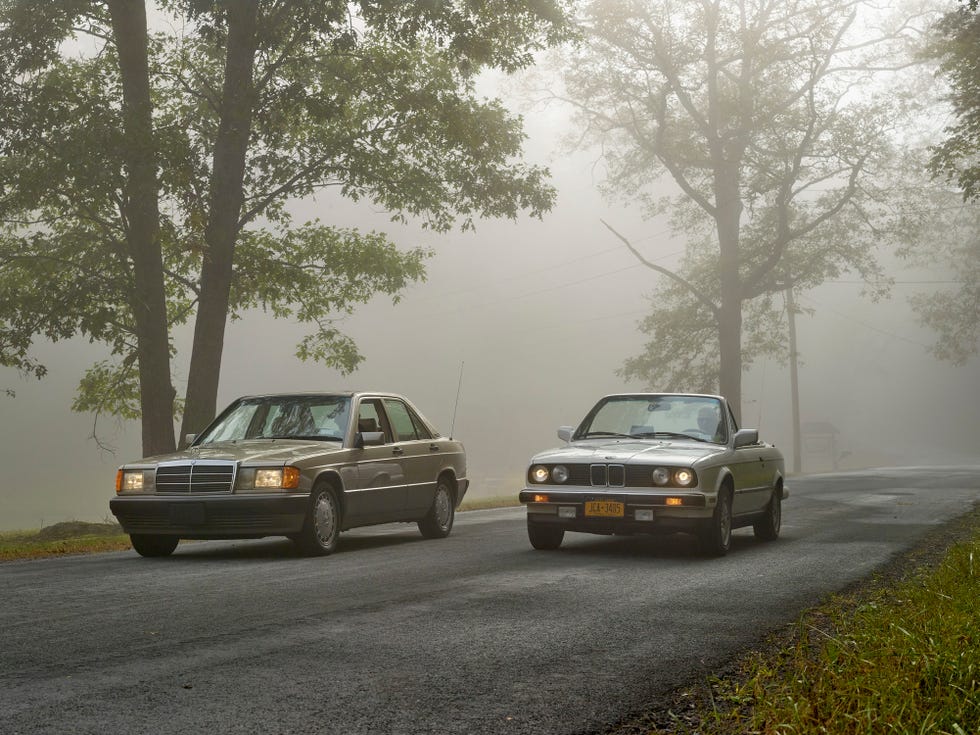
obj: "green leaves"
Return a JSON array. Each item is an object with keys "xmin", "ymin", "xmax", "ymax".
[{"xmin": 1, "ymin": 2, "xmax": 569, "ymax": 426}]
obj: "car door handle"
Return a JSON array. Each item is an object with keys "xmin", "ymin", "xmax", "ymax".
[
  {"xmin": 429, "ymin": 444, "xmax": 440, "ymax": 452},
  {"xmin": 392, "ymin": 447, "xmax": 404, "ymax": 456}
]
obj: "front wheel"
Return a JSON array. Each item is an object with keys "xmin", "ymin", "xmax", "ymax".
[
  {"xmin": 294, "ymin": 485, "xmax": 340, "ymax": 556},
  {"xmin": 130, "ymin": 534, "xmax": 178, "ymax": 558},
  {"xmin": 527, "ymin": 520, "xmax": 564, "ymax": 550},
  {"xmin": 700, "ymin": 488, "xmax": 732, "ymax": 557},
  {"xmin": 753, "ymin": 487, "xmax": 781, "ymax": 541},
  {"xmin": 418, "ymin": 478, "xmax": 455, "ymax": 539}
]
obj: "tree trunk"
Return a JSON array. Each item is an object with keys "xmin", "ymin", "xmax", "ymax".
[
  {"xmin": 107, "ymin": 0, "xmax": 176, "ymax": 457},
  {"xmin": 714, "ymin": 166, "xmax": 744, "ymax": 423},
  {"xmin": 179, "ymin": 0, "xmax": 259, "ymax": 443}
]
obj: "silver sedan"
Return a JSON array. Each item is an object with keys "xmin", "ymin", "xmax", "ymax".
[{"xmin": 111, "ymin": 392, "xmax": 468, "ymax": 557}]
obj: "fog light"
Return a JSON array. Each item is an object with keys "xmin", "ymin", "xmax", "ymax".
[
  {"xmin": 635, "ymin": 509, "xmax": 654, "ymax": 521},
  {"xmin": 665, "ymin": 497, "xmax": 683, "ymax": 506},
  {"xmin": 558, "ymin": 506, "xmax": 576, "ymax": 519},
  {"xmin": 532, "ymin": 493, "xmax": 550, "ymax": 503}
]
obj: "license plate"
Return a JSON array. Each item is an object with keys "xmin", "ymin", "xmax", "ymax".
[
  {"xmin": 169, "ymin": 503, "xmax": 206, "ymax": 525},
  {"xmin": 585, "ymin": 501, "xmax": 624, "ymax": 517}
]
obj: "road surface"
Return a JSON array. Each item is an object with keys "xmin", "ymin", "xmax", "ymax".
[{"xmin": 2, "ymin": 466, "xmax": 979, "ymax": 734}]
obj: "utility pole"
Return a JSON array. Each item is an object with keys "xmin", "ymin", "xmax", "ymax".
[{"xmin": 784, "ymin": 285, "xmax": 802, "ymax": 473}]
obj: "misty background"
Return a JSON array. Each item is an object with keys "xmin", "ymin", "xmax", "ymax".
[{"xmin": 2, "ymin": 68, "xmax": 978, "ymax": 532}]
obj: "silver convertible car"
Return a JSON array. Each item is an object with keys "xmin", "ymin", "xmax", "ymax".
[
  {"xmin": 518, "ymin": 393, "xmax": 786, "ymax": 556},
  {"xmin": 110, "ymin": 392, "xmax": 468, "ymax": 557}
]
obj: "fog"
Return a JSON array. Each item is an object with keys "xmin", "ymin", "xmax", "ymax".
[{"xmin": 1, "ymin": 82, "xmax": 979, "ymax": 532}]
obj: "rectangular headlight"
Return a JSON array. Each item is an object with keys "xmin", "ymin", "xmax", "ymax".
[
  {"xmin": 116, "ymin": 469, "xmax": 154, "ymax": 493},
  {"xmin": 254, "ymin": 469, "xmax": 284, "ymax": 488},
  {"xmin": 237, "ymin": 466, "xmax": 301, "ymax": 492}
]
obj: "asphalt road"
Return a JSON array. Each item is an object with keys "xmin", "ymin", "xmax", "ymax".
[{"xmin": 3, "ymin": 466, "xmax": 980, "ymax": 735}]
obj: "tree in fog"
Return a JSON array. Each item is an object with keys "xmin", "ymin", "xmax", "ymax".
[
  {"xmin": 916, "ymin": 1, "xmax": 980, "ymax": 362},
  {"xmin": 0, "ymin": 1, "xmax": 573, "ymax": 454},
  {"xmin": 560, "ymin": 0, "xmax": 934, "ymax": 417}
]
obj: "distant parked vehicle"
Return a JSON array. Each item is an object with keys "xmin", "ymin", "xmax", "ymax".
[
  {"xmin": 518, "ymin": 393, "xmax": 786, "ymax": 556},
  {"xmin": 111, "ymin": 392, "xmax": 468, "ymax": 557}
]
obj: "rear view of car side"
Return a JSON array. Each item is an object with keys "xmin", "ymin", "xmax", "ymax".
[
  {"xmin": 518, "ymin": 393, "xmax": 786, "ymax": 556},
  {"xmin": 111, "ymin": 391, "xmax": 468, "ymax": 557}
]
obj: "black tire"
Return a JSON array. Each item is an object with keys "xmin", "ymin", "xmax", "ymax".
[
  {"xmin": 753, "ymin": 485, "xmax": 782, "ymax": 541},
  {"xmin": 418, "ymin": 477, "xmax": 455, "ymax": 539},
  {"xmin": 527, "ymin": 519, "xmax": 564, "ymax": 550},
  {"xmin": 130, "ymin": 534, "xmax": 178, "ymax": 558},
  {"xmin": 700, "ymin": 486, "xmax": 733, "ymax": 557},
  {"xmin": 294, "ymin": 484, "xmax": 340, "ymax": 556}
]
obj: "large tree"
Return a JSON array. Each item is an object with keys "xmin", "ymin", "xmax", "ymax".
[
  {"xmin": 917, "ymin": 1, "xmax": 980, "ymax": 362},
  {"xmin": 0, "ymin": 0, "xmax": 572, "ymax": 450},
  {"xmin": 558, "ymin": 0, "xmax": 933, "ymax": 417}
]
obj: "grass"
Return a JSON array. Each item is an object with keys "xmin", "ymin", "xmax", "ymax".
[
  {"xmin": 630, "ymin": 504, "xmax": 980, "ymax": 735},
  {"xmin": 0, "ymin": 521, "xmax": 131, "ymax": 561}
]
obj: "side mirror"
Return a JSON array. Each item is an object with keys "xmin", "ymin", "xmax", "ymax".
[
  {"xmin": 183, "ymin": 433, "xmax": 197, "ymax": 447},
  {"xmin": 558, "ymin": 426, "xmax": 574, "ymax": 442},
  {"xmin": 354, "ymin": 431, "xmax": 385, "ymax": 448},
  {"xmin": 733, "ymin": 428, "xmax": 759, "ymax": 448}
]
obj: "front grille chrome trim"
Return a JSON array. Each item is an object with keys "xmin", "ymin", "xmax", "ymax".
[{"xmin": 155, "ymin": 460, "xmax": 236, "ymax": 494}]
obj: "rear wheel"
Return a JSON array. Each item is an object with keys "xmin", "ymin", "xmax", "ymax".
[
  {"xmin": 700, "ymin": 486, "xmax": 733, "ymax": 557},
  {"xmin": 753, "ymin": 486, "xmax": 782, "ymax": 541},
  {"xmin": 418, "ymin": 478, "xmax": 455, "ymax": 539},
  {"xmin": 294, "ymin": 484, "xmax": 340, "ymax": 556},
  {"xmin": 527, "ymin": 519, "xmax": 564, "ymax": 550},
  {"xmin": 130, "ymin": 534, "xmax": 178, "ymax": 558}
]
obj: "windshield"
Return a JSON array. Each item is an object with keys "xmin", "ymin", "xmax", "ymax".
[
  {"xmin": 196, "ymin": 395, "xmax": 352, "ymax": 444},
  {"xmin": 576, "ymin": 395, "xmax": 728, "ymax": 444}
]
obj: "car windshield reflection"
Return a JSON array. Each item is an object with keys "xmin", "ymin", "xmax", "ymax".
[
  {"xmin": 196, "ymin": 395, "xmax": 352, "ymax": 445},
  {"xmin": 577, "ymin": 395, "xmax": 728, "ymax": 444}
]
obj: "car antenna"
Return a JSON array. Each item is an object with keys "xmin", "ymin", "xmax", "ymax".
[{"xmin": 449, "ymin": 361, "xmax": 464, "ymax": 440}]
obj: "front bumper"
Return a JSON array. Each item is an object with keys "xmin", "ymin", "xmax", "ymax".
[
  {"xmin": 519, "ymin": 487, "xmax": 713, "ymax": 535},
  {"xmin": 110, "ymin": 493, "xmax": 309, "ymax": 538}
]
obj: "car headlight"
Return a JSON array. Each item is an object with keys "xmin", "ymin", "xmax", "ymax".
[
  {"xmin": 116, "ymin": 469, "xmax": 154, "ymax": 494},
  {"xmin": 651, "ymin": 467, "xmax": 697, "ymax": 488},
  {"xmin": 237, "ymin": 466, "xmax": 301, "ymax": 492},
  {"xmin": 530, "ymin": 465, "xmax": 550, "ymax": 483},
  {"xmin": 674, "ymin": 469, "xmax": 695, "ymax": 487},
  {"xmin": 552, "ymin": 465, "xmax": 569, "ymax": 483}
]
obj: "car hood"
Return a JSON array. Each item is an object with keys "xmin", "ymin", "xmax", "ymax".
[
  {"xmin": 530, "ymin": 439, "xmax": 724, "ymax": 465},
  {"xmin": 135, "ymin": 439, "xmax": 345, "ymax": 466}
]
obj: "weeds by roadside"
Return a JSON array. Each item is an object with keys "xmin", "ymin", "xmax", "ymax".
[
  {"xmin": 0, "ymin": 521, "xmax": 130, "ymax": 561},
  {"xmin": 612, "ymin": 503, "xmax": 980, "ymax": 735}
]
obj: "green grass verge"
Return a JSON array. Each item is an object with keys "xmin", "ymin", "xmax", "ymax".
[
  {"xmin": 0, "ymin": 521, "xmax": 131, "ymax": 561},
  {"xmin": 632, "ymin": 505, "xmax": 980, "ymax": 735}
]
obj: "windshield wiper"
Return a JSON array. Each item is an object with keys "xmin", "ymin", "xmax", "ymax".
[
  {"xmin": 267, "ymin": 434, "xmax": 343, "ymax": 442},
  {"xmin": 642, "ymin": 431, "xmax": 709, "ymax": 442},
  {"xmin": 581, "ymin": 431, "xmax": 635, "ymax": 439}
]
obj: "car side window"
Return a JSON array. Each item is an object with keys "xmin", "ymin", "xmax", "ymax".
[
  {"xmin": 408, "ymin": 407, "xmax": 434, "ymax": 440},
  {"xmin": 383, "ymin": 399, "xmax": 420, "ymax": 442},
  {"xmin": 357, "ymin": 399, "xmax": 392, "ymax": 442},
  {"xmin": 727, "ymin": 407, "xmax": 739, "ymax": 440}
]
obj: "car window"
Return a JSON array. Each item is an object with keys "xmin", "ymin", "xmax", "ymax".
[
  {"xmin": 384, "ymin": 399, "xmax": 420, "ymax": 441},
  {"xmin": 357, "ymin": 399, "xmax": 391, "ymax": 442},
  {"xmin": 578, "ymin": 395, "xmax": 727, "ymax": 443},
  {"xmin": 202, "ymin": 403, "xmax": 261, "ymax": 443},
  {"xmin": 408, "ymin": 406, "xmax": 434, "ymax": 440},
  {"xmin": 197, "ymin": 395, "xmax": 350, "ymax": 443}
]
